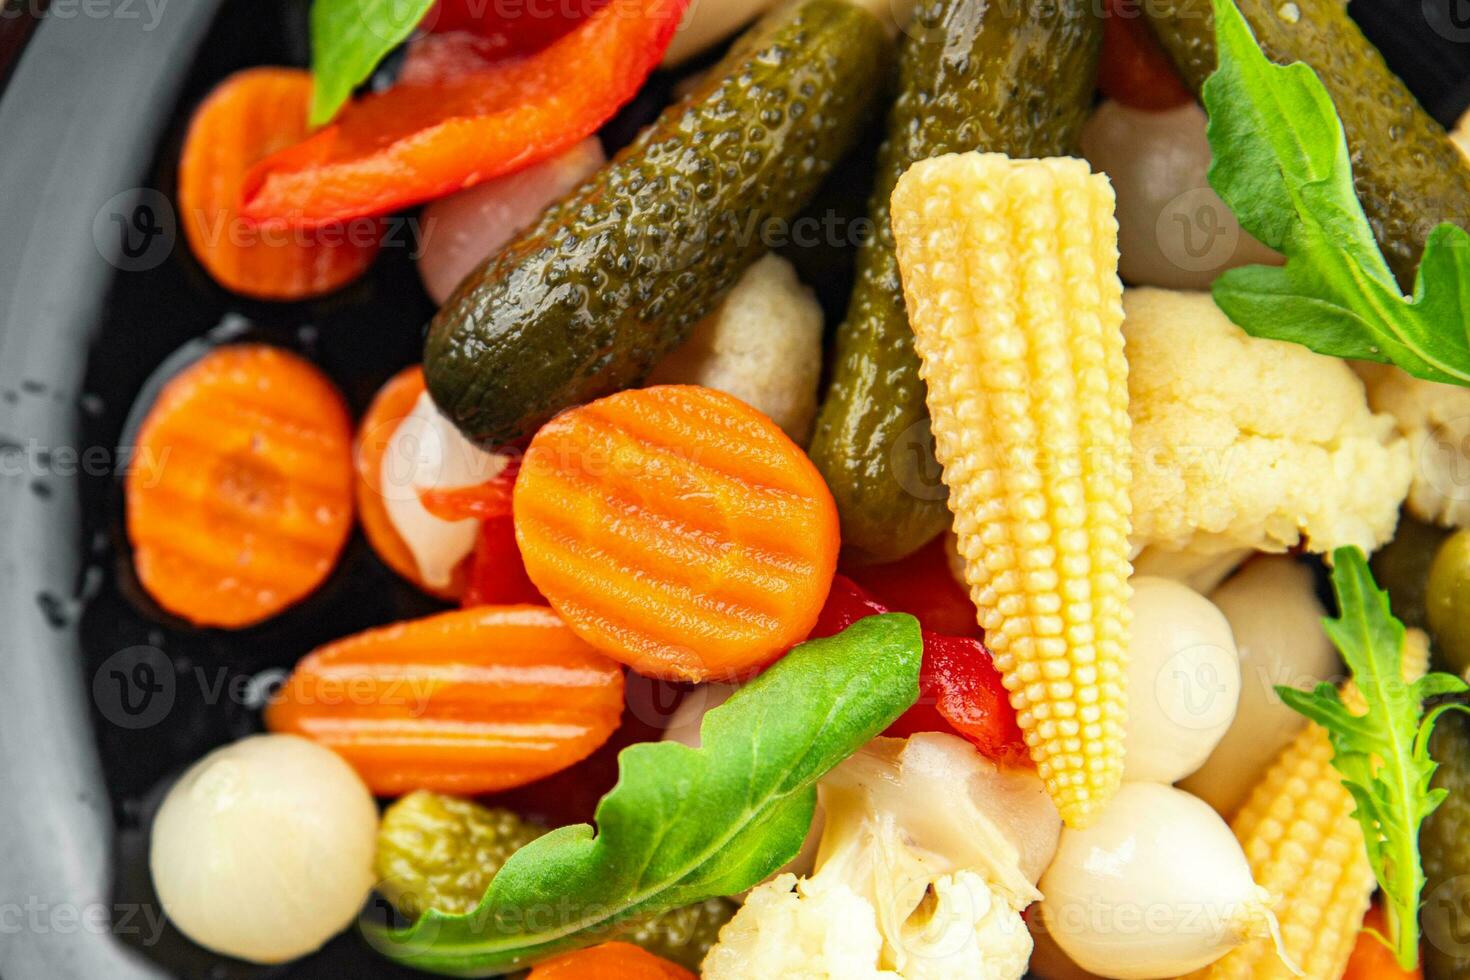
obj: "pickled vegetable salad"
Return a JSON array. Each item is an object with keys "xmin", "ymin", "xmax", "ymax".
[{"xmin": 121, "ymin": 0, "xmax": 1470, "ymax": 976}]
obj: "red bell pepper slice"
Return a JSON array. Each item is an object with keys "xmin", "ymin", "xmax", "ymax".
[
  {"xmin": 240, "ymin": 0, "xmax": 687, "ymax": 228},
  {"xmin": 812, "ymin": 576, "xmax": 1028, "ymax": 766},
  {"xmin": 424, "ymin": 0, "xmax": 607, "ymax": 54},
  {"xmin": 842, "ymin": 535, "xmax": 980, "ymax": 638},
  {"xmin": 1098, "ymin": 0, "xmax": 1193, "ymax": 111},
  {"xmin": 461, "ymin": 514, "xmax": 547, "ymax": 606},
  {"xmin": 417, "ymin": 457, "xmax": 520, "ymax": 522}
]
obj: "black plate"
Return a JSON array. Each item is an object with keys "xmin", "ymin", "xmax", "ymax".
[{"xmin": 1, "ymin": 2, "xmax": 1467, "ymax": 977}]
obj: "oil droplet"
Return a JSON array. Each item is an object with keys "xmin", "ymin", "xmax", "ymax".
[{"xmin": 1277, "ymin": 2, "xmax": 1300, "ymax": 24}]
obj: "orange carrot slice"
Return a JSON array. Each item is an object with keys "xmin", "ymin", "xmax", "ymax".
[
  {"xmin": 126, "ymin": 344, "xmax": 354, "ymax": 627},
  {"xmin": 527, "ymin": 943, "xmax": 695, "ymax": 980},
  {"xmin": 354, "ymin": 365, "xmax": 466, "ymax": 599},
  {"xmin": 179, "ymin": 68, "xmax": 379, "ymax": 300},
  {"xmin": 264, "ymin": 605, "xmax": 625, "ymax": 796},
  {"xmin": 514, "ymin": 384, "xmax": 840, "ymax": 682},
  {"xmin": 1344, "ymin": 904, "xmax": 1421, "ymax": 980}
]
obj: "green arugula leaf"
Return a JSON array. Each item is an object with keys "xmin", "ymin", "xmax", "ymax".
[
  {"xmin": 363, "ymin": 612, "xmax": 924, "ymax": 976},
  {"xmin": 1203, "ymin": 0, "xmax": 1470, "ymax": 386},
  {"xmin": 308, "ymin": 0, "xmax": 435, "ymax": 127},
  {"xmin": 1275, "ymin": 547, "xmax": 1469, "ymax": 969}
]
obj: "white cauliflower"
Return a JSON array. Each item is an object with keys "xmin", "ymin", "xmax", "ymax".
[
  {"xmin": 1125, "ymin": 288, "xmax": 1411, "ymax": 559},
  {"xmin": 1356, "ymin": 361, "xmax": 1470, "ymax": 528},
  {"xmin": 702, "ymin": 733, "xmax": 1056, "ymax": 979},
  {"xmin": 647, "ymin": 253, "xmax": 823, "ymax": 443}
]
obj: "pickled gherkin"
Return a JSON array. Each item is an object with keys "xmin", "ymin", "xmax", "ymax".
[
  {"xmin": 423, "ymin": 0, "xmax": 891, "ymax": 444},
  {"xmin": 375, "ymin": 791, "xmax": 547, "ymax": 919},
  {"xmin": 375, "ymin": 791, "xmax": 736, "ymax": 970},
  {"xmin": 1371, "ymin": 515, "xmax": 1449, "ymax": 632},
  {"xmin": 1143, "ymin": 0, "xmax": 1470, "ymax": 287},
  {"xmin": 1422, "ymin": 708, "xmax": 1470, "ymax": 978},
  {"xmin": 807, "ymin": 0, "xmax": 1101, "ymax": 563},
  {"xmin": 619, "ymin": 897, "xmax": 737, "ymax": 972}
]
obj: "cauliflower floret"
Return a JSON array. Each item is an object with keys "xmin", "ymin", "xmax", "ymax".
[
  {"xmin": 1125, "ymin": 288, "xmax": 1410, "ymax": 558},
  {"xmin": 1356, "ymin": 361, "xmax": 1470, "ymax": 528},
  {"xmin": 702, "ymin": 734, "xmax": 1052, "ymax": 979},
  {"xmin": 647, "ymin": 253, "xmax": 823, "ymax": 443}
]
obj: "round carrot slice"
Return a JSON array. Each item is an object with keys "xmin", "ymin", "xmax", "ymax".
[
  {"xmin": 178, "ymin": 68, "xmax": 379, "ymax": 300},
  {"xmin": 514, "ymin": 384, "xmax": 841, "ymax": 682},
  {"xmin": 354, "ymin": 365, "xmax": 465, "ymax": 600},
  {"xmin": 126, "ymin": 344, "xmax": 354, "ymax": 628},
  {"xmin": 528, "ymin": 943, "xmax": 695, "ymax": 980},
  {"xmin": 264, "ymin": 605, "xmax": 625, "ymax": 796}
]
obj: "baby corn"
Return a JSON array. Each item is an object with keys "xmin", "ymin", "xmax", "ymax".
[
  {"xmin": 1185, "ymin": 628, "xmax": 1431, "ymax": 980},
  {"xmin": 890, "ymin": 152, "xmax": 1131, "ymax": 828}
]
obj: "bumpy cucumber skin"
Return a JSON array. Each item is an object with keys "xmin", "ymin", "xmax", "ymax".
[
  {"xmin": 1423, "ymin": 710, "xmax": 1470, "ymax": 978},
  {"xmin": 620, "ymin": 897, "xmax": 737, "ymax": 971},
  {"xmin": 1143, "ymin": 0, "xmax": 1470, "ymax": 286},
  {"xmin": 424, "ymin": 0, "xmax": 890, "ymax": 444},
  {"xmin": 375, "ymin": 792, "xmax": 547, "ymax": 919},
  {"xmin": 807, "ymin": 0, "xmax": 1101, "ymax": 564}
]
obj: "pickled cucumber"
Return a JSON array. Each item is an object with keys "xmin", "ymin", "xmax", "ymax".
[
  {"xmin": 807, "ymin": 0, "xmax": 1101, "ymax": 563},
  {"xmin": 375, "ymin": 791, "xmax": 547, "ymax": 918},
  {"xmin": 620, "ymin": 897, "xmax": 736, "ymax": 971},
  {"xmin": 1143, "ymin": 0, "xmax": 1470, "ymax": 286},
  {"xmin": 1371, "ymin": 515, "xmax": 1449, "ymax": 632},
  {"xmin": 1422, "ymin": 709, "xmax": 1470, "ymax": 978},
  {"xmin": 424, "ymin": 0, "xmax": 890, "ymax": 444}
]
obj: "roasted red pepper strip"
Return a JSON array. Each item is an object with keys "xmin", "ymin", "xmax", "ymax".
[
  {"xmin": 240, "ymin": 0, "xmax": 686, "ymax": 228},
  {"xmin": 843, "ymin": 535, "xmax": 980, "ymax": 638},
  {"xmin": 461, "ymin": 514, "xmax": 546, "ymax": 607},
  {"xmin": 417, "ymin": 458, "xmax": 519, "ymax": 522},
  {"xmin": 812, "ymin": 576, "xmax": 1027, "ymax": 765},
  {"xmin": 1098, "ymin": 0, "xmax": 1193, "ymax": 111},
  {"xmin": 424, "ymin": 0, "xmax": 606, "ymax": 54}
]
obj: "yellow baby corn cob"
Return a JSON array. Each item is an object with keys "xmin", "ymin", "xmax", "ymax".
[
  {"xmin": 1184, "ymin": 628, "xmax": 1431, "ymax": 980},
  {"xmin": 890, "ymin": 152, "xmax": 1131, "ymax": 828}
]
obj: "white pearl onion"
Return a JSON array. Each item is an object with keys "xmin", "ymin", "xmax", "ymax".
[
  {"xmin": 149, "ymin": 735, "xmax": 379, "ymax": 964},
  {"xmin": 1122, "ymin": 577, "xmax": 1240, "ymax": 784}
]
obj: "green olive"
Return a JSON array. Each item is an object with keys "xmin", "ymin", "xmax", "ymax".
[
  {"xmin": 1429, "ymin": 529, "xmax": 1470, "ymax": 677},
  {"xmin": 374, "ymin": 791, "xmax": 546, "ymax": 919},
  {"xmin": 1372, "ymin": 516, "xmax": 1449, "ymax": 631}
]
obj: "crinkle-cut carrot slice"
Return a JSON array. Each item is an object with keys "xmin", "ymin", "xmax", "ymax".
[
  {"xmin": 126, "ymin": 344, "xmax": 354, "ymax": 627},
  {"xmin": 178, "ymin": 67, "xmax": 379, "ymax": 299},
  {"xmin": 264, "ymin": 605, "xmax": 625, "ymax": 796},
  {"xmin": 527, "ymin": 943, "xmax": 695, "ymax": 980},
  {"xmin": 514, "ymin": 385, "xmax": 840, "ymax": 681}
]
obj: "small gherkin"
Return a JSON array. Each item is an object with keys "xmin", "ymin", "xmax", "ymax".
[{"xmin": 374, "ymin": 790, "xmax": 735, "ymax": 970}]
